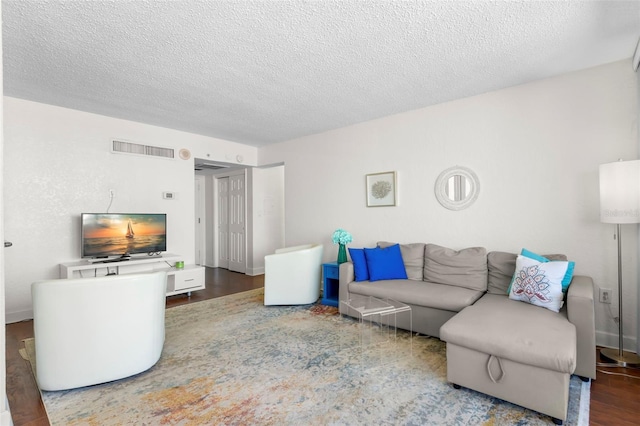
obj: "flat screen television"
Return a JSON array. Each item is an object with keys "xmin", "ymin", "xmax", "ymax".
[{"xmin": 81, "ymin": 213, "xmax": 167, "ymax": 259}]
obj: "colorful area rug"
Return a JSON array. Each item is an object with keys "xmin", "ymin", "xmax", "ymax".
[{"xmin": 23, "ymin": 288, "xmax": 589, "ymax": 425}]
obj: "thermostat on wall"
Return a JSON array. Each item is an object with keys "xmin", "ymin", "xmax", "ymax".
[{"xmin": 163, "ymin": 192, "xmax": 177, "ymax": 200}]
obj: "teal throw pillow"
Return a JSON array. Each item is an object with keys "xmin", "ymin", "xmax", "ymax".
[
  {"xmin": 348, "ymin": 248, "xmax": 369, "ymax": 282},
  {"xmin": 364, "ymin": 244, "xmax": 408, "ymax": 282},
  {"xmin": 520, "ymin": 248, "xmax": 548, "ymax": 263},
  {"xmin": 519, "ymin": 248, "xmax": 575, "ymax": 293}
]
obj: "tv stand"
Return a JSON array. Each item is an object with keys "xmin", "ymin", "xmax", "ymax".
[{"xmin": 59, "ymin": 253, "xmax": 205, "ymax": 297}]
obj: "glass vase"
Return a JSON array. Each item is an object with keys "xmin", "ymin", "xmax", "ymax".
[{"xmin": 337, "ymin": 244, "xmax": 348, "ymax": 264}]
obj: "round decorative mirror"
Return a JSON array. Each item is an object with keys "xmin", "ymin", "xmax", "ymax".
[{"xmin": 434, "ymin": 166, "xmax": 480, "ymax": 210}]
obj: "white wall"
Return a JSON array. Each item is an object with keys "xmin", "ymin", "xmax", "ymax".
[
  {"xmin": 259, "ymin": 60, "xmax": 639, "ymax": 351},
  {"xmin": 249, "ymin": 165, "xmax": 285, "ymax": 275},
  {"xmin": 3, "ymin": 97, "xmax": 257, "ymax": 322}
]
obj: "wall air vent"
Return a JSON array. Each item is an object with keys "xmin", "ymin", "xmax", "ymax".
[
  {"xmin": 194, "ymin": 162, "xmax": 229, "ymax": 171},
  {"xmin": 111, "ymin": 139, "xmax": 175, "ymax": 159}
]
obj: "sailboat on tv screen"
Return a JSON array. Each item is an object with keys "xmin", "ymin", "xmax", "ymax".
[{"xmin": 125, "ymin": 220, "xmax": 135, "ymax": 239}]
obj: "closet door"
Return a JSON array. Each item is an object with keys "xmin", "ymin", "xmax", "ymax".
[
  {"xmin": 216, "ymin": 177, "xmax": 230, "ymax": 269},
  {"xmin": 194, "ymin": 175, "xmax": 205, "ymax": 265},
  {"xmin": 228, "ymin": 174, "xmax": 246, "ymax": 273}
]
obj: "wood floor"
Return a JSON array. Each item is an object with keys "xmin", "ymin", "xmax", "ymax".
[
  {"xmin": 589, "ymin": 351, "xmax": 640, "ymax": 426},
  {"xmin": 5, "ymin": 268, "xmax": 640, "ymax": 425}
]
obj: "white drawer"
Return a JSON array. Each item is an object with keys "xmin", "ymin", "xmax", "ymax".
[{"xmin": 172, "ymin": 267, "xmax": 204, "ymax": 291}]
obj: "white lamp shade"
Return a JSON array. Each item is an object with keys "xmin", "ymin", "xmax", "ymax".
[{"xmin": 599, "ymin": 160, "xmax": 640, "ymax": 224}]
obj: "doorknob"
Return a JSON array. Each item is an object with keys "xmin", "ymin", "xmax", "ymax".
[{"xmin": 4, "ymin": 241, "xmax": 13, "ymax": 248}]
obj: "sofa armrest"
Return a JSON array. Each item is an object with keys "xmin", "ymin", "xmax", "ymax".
[
  {"xmin": 338, "ymin": 262, "xmax": 355, "ymax": 314},
  {"xmin": 567, "ymin": 275, "xmax": 596, "ymax": 379}
]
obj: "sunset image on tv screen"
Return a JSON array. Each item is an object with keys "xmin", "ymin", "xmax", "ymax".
[{"xmin": 82, "ymin": 213, "xmax": 166, "ymax": 257}]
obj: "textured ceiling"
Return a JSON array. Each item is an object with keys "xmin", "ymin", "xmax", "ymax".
[{"xmin": 3, "ymin": 1, "xmax": 640, "ymax": 147}]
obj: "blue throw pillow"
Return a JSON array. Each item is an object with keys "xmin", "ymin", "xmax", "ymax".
[
  {"xmin": 348, "ymin": 248, "xmax": 369, "ymax": 282},
  {"xmin": 364, "ymin": 244, "xmax": 408, "ymax": 282},
  {"xmin": 519, "ymin": 248, "xmax": 575, "ymax": 293}
]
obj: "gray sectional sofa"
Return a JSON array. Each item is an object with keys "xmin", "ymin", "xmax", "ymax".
[{"xmin": 338, "ymin": 242, "xmax": 595, "ymax": 425}]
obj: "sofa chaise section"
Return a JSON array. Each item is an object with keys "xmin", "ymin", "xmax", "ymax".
[
  {"xmin": 440, "ymin": 275, "xmax": 595, "ymax": 424},
  {"xmin": 482, "ymin": 251, "xmax": 596, "ymax": 380}
]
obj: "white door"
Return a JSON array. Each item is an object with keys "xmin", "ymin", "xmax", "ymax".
[
  {"xmin": 217, "ymin": 177, "xmax": 230, "ymax": 269},
  {"xmin": 228, "ymin": 173, "xmax": 246, "ymax": 273},
  {"xmin": 194, "ymin": 175, "xmax": 205, "ymax": 265}
]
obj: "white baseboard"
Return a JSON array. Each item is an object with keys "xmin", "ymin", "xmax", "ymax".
[
  {"xmin": 596, "ymin": 330, "xmax": 638, "ymax": 353},
  {"xmin": 245, "ymin": 267, "xmax": 264, "ymax": 276},
  {"xmin": 201, "ymin": 263, "xmax": 264, "ymax": 276},
  {"xmin": 5, "ymin": 309, "xmax": 33, "ymax": 324}
]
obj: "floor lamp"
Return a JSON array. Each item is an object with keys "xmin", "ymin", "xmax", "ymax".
[{"xmin": 599, "ymin": 159, "xmax": 640, "ymax": 367}]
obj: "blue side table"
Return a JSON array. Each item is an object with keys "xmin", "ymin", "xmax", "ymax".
[{"xmin": 321, "ymin": 262, "xmax": 340, "ymax": 307}]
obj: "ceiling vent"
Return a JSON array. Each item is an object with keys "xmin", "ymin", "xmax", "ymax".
[
  {"xmin": 194, "ymin": 162, "xmax": 229, "ymax": 171},
  {"xmin": 111, "ymin": 139, "xmax": 175, "ymax": 159}
]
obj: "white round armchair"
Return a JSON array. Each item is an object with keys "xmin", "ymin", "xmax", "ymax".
[
  {"xmin": 264, "ymin": 244, "xmax": 324, "ymax": 305},
  {"xmin": 31, "ymin": 271, "xmax": 167, "ymax": 391}
]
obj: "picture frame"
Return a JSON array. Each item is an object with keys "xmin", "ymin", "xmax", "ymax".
[{"xmin": 366, "ymin": 171, "xmax": 397, "ymax": 207}]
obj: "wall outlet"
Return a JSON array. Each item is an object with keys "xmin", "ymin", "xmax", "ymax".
[{"xmin": 599, "ymin": 288, "xmax": 612, "ymax": 304}]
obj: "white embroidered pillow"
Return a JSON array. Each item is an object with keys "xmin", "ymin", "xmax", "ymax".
[{"xmin": 508, "ymin": 255, "xmax": 568, "ymax": 313}]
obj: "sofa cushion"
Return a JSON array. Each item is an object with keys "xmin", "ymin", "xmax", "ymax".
[
  {"xmin": 440, "ymin": 294, "xmax": 576, "ymax": 374},
  {"xmin": 424, "ymin": 244, "xmax": 487, "ymax": 291},
  {"xmin": 377, "ymin": 241, "xmax": 425, "ymax": 281},
  {"xmin": 508, "ymin": 255, "xmax": 568, "ymax": 313},
  {"xmin": 487, "ymin": 251, "xmax": 568, "ymax": 295},
  {"xmin": 487, "ymin": 251, "xmax": 517, "ymax": 295},
  {"xmin": 348, "ymin": 279, "xmax": 484, "ymax": 312},
  {"xmin": 364, "ymin": 244, "xmax": 408, "ymax": 281}
]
